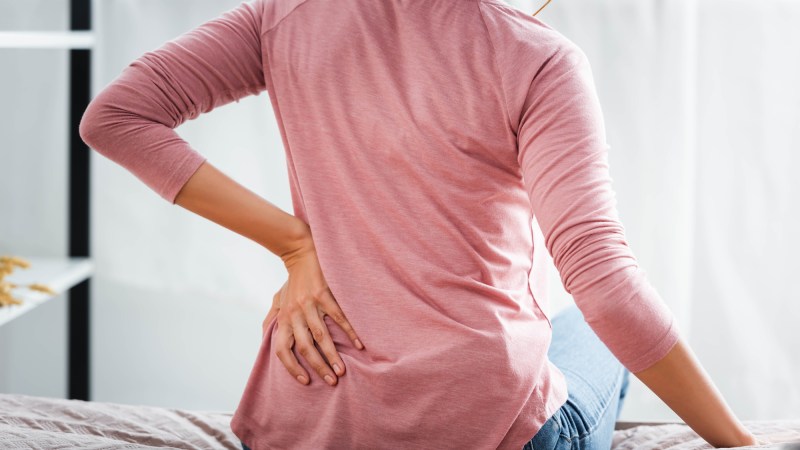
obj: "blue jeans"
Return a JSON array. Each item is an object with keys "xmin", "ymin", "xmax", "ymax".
[
  {"xmin": 240, "ymin": 304, "xmax": 629, "ymax": 450},
  {"xmin": 523, "ymin": 304, "xmax": 631, "ymax": 450}
]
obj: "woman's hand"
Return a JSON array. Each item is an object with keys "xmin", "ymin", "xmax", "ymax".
[
  {"xmin": 267, "ymin": 232, "xmax": 365, "ymax": 387},
  {"xmin": 165, "ymin": 159, "xmax": 364, "ymax": 385}
]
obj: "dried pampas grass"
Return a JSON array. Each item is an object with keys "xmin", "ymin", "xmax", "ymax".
[{"xmin": 0, "ymin": 255, "xmax": 57, "ymax": 307}]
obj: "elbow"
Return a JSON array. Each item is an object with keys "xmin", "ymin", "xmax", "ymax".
[
  {"xmin": 78, "ymin": 98, "xmax": 107, "ymax": 152},
  {"xmin": 79, "ymin": 86, "xmax": 128, "ymax": 155},
  {"xmin": 551, "ymin": 228, "xmax": 641, "ymax": 318},
  {"xmin": 553, "ymin": 224, "xmax": 636, "ymax": 288}
]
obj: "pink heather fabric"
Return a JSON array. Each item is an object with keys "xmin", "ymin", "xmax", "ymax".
[{"xmin": 79, "ymin": 0, "xmax": 681, "ymax": 448}]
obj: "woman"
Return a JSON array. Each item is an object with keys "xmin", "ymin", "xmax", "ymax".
[{"xmin": 79, "ymin": 0, "xmax": 758, "ymax": 448}]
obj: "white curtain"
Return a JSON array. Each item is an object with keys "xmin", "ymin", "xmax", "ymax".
[{"xmin": 92, "ymin": 0, "xmax": 800, "ymax": 419}]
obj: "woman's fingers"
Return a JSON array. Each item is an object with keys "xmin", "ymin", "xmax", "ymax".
[
  {"xmin": 274, "ymin": 322, "xmax": 310, "ymax": 385},
  {"xmin": 302, "ymin": 303, "xmax": 346, "ymax": 377},
  {"xmin": 292, "ymin": 313, "xmax": 339, "ymax": 386},
  {"xmin": 319, "ymin": 288, "xmax": 364, "ymax": 350}
]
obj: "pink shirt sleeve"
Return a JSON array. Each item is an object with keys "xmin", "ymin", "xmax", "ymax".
[
  {"xmin": 516, "ymin": 44, "xmax": 681, "ymax": 373},
  {"xmin": 78, "ymin": 0, "xmax": 267, "ymax": 204}
]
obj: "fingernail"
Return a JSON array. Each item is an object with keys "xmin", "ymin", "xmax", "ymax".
[
  {"xmin": 296, "ymin": 375, "xmax": 307, "ymax": 384},
  {"xmin": 325, "ymin": 374, "xmax": 335, "ymax": 385},
  {"xmin": 355, "ymin": 339, "xmax": 364, "ymax": 349},
  {"xmin": 333, "ymin": 363, "xmax": 341, "ymax": 375}
]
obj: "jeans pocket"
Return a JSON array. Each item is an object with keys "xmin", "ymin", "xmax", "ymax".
[{"xmin": 526, "ymin": 411, "xmax": 562, "ymax": 450}]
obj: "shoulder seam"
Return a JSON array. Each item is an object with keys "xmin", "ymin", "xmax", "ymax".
[
  {"xmin": 476, "ymin": 2, "xmax": 515, "ymax": 136},
  {"xmin": 260, "ymin": 0, "xmax": 314, "ymax": 38}
]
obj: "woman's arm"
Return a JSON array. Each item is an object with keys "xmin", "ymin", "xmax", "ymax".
[
  {"xmin": 173, "ymin": 160, "xmax": 309, "ymax": 262},
  {"xmin": 79, "ymin": 0, "xmax": 267, "ymax": 204},
  {"xmin": 634, "ymin": 336, "xmax": 757, "ymax": 447},
  {"xmin": 516, "ymin": 43, "xmax": 680, "ymax": 375},
  {"xmin": 78, "ymin": 0, "xmax": 302, "ymax": 256},
  {"xmin": 514, "ymin": 42, "xmax": 754, "ymax": 447}
]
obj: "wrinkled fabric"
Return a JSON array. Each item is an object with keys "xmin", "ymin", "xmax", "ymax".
[
  {"xmin": 78, "ymin": 0, "xmax": 680, "ymax": 448},
  {"xmin": 0, "ymin": 393, "xmax": 241, "ymax": 449},
  {"xmin": 611, "ymin": 421, "xmax": 800, "ymax": 450}
]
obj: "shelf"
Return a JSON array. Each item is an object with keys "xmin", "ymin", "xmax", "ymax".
[
  {"xmin": 0, "ymin": 257, "xmax": 94, "ymax": 328},
  {"xmin": 0, "ymin": 31, "xmax": 94, "ymax": 49},
  {"xmin": 1, "ymin": 0, "xmax": 95, "ymax": 400}
]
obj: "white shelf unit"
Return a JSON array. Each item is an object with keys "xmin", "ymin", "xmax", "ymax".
[
  {"xmin": 0, "ymin": 257, "xmax": 94, "ymax": 327},
  {"xmin": 0, "ymin": 31, "xmax": 94, "ymax": 49},
  {"xmin": 0, "ymin": 0, "xmax": 94, "ymax": 401}
]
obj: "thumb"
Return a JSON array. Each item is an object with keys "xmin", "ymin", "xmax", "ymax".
[{"xmin": 263, "ymin": 306, "xmax": 279, "ymax": 337}]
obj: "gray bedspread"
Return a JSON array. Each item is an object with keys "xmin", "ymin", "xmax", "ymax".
[
  {"xmin": 612, "ymin": 420, "xmax": 800, "ymax": 450},
  {"xmin": 1, "ymin": 393, "xmax": 799, "ymax": 449},
  {"xmin": 0, "ymin": 393, "xmax": 241, "ymax": 449}
]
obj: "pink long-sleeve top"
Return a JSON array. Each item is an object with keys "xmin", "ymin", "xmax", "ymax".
[{"xmin": 79, "ymin": 0, "xmax": 680, "ymax": 448}]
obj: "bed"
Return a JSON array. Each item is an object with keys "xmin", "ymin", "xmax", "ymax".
[{"xmin": 2, "ymin": 393, "xmax": 799, "ymax": 449}]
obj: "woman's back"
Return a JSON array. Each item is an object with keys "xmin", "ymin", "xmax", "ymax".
[{"xmin": 79, "ymin": 0, "xmax": 679, "ymax": 448}]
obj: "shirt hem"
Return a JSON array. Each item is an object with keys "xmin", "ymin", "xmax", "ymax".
[
  {"xmin": 626, "ymin": 313, "xmax": 681, "ymax": 373},
  {"xmin": 507, "ymin": 365, "xmax": 569, "ymax": 450},
  {"xmin": 165, "ymin": 152, "xmax": 207, "ymax": 204}
]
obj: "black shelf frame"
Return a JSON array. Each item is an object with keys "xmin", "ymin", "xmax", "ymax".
[{"xmin": 67, "ymin": 0, "xmax": 92, "ymax": 401}]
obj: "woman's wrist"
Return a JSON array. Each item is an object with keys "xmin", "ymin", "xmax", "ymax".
[
  {"xmin": 277, "ymin": 220, "xmax": 314, "ymax": 269},
  {"xmin": 174, "ymin": 160, "xmax": 315, "ymax": 263}
]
